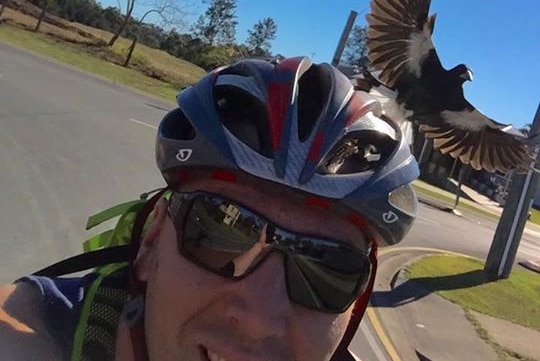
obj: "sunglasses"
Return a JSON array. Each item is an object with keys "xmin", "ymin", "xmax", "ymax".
[{"xmin": 168, "ymin": 191, "xmax": 372, "ymax": 313}]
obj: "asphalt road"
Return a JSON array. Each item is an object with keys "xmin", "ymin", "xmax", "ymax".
[
  {"xmin": 403, "ymin": 201, "xmax": 540, "ymax": 262},
  {"xmin": 0, "ymin": 41, "xmax": 171, "ymax": 283},
  {"xmin": 1, "ymin": 41, "xmax": 539, "ymax": 361}
]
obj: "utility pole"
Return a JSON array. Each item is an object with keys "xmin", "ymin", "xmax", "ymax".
[
  {"xmin": 484, "ymin": 102, "xmax": 540, "ymax": 279},
  {"xmin": 331, "ymin": 10, "xmax": 357, "ymax": 67}
]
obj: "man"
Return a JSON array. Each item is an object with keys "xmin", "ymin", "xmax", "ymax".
[{"xmin": 0, "ymin": 56, "xmax": 419, "ymax": 360}]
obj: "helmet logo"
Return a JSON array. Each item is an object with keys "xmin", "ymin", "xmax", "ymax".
[
  {"xmin": 176, "ymin": 149, "xmax": 192, "ymax": 162},
  {"xmin": 382, "ymin": 211, "xmax": 399, "ymax": 224}
]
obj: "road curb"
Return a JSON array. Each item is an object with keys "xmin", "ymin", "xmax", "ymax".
[{"xmin": 367, "ymin": 246, "xmax": 479, "ymax": 361}]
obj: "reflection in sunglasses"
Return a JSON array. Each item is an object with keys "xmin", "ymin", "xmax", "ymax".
[{"xmin": 171, "ymin": 191, "xmax": 372, "ymax": 312}]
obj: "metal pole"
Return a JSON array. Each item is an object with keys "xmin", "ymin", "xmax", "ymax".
[
  {"xmin": 331, "ymin": 10, "xmax": 358, "ymax": 66},
  {"xmin": 418, "ymin": 137, "xmax": 429, "ymax": 165},
  {"xmin": 485, "ymin": 102, "xmax": 540, "ymax": 279},
  {"xmin": 450, "ymin": 166, "xmax": 463, "ymax": 217}
]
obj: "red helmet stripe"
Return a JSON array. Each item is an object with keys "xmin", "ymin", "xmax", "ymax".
[
  {"xmin": 347, "ymin": 213, "xmax": 370, "ymax": 229},
  {"xmin": 211, "ymin": 170, "xmax": 238, "ymax": 183},
  {"xmin": 267, "ymin": 82, "xmax": 291, "ymax": 150},
  {"xmin": 304, "ymin": 196, "xmax": 332, "ymax": 209}
]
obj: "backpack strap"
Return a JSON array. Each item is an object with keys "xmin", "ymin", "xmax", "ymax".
[
  {"xmin": 32, "ymin": 188, "xmax": 168, "ymax": 277},
  {"xmin": 33, "ymin": 246, "xmax": 129, "ymax": 277}
]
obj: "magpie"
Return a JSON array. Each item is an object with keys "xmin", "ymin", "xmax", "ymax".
[{"xmin": 359, "ymin": 0, "xmax": 532, "ymax": 173}]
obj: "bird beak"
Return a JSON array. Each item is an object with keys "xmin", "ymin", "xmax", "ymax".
[{"xmin": 461, "ymin": 68, "xmax": 474, "ymax": 82}]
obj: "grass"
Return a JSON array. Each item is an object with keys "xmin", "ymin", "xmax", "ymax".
[
  {"xmin": 465, "ymin": 312, "xmax": 537, "ymax": 361},
  {"xmin": 529, "ymin": 208, "xmax": 540, "ymax": 224},
  {"xmin": 406, "ymin": 254, "xmax": 540, "ymax": 332},
  {"xmin": 412, "ymin": 181, "xmax": 502, "ymax": 221},
  {"xmin": 0, "ymin": 5, "xmax": 206, "ymax": 101},
  {"xmin": 412, "ymin": 180, "xmax": 540, "ymax": 228}
]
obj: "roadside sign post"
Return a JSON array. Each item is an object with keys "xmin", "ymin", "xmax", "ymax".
[
  {"xmin": 484, "ymin": 103, "xmax": 540, "ymax": 279},
  {"xmin": 331, "ymin": 10, "xmax": 358, "ymax": 67}
]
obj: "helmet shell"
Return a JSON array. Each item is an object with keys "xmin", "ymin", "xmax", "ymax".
[{"xmin": 156, "ymin": 56, "xmax": 419, "ymax": 246}]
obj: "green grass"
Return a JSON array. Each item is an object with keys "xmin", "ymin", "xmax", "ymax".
[
  {"xmin": 412, "ymin": 181, "xmax": 502, "ymax": 221},
  {"xmin": 0, "ymin": 24, "xmax": 181, "ymax": 101},
  {"xmin": 406, "ymin": 254, "xmax": 540, "ymax": 332},
  {"xmin": 413, "ymin": 181, "xmax": 540, "ymax": 228},
  {"xmin": 465, "ymin": 312, "xmax": 536, "ymax": 361},
  {"xmin": 529, "ymin": 208, "xmax": 540, "ymax": 224}
]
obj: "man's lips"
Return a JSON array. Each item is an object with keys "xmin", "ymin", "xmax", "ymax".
[
  {"xmin": 199, "ymin": 345, "xmax": 229, "ymax": 361},
  {"xmin": 199, "ymin": 343, "xmax": 275, "ymax": 361}
]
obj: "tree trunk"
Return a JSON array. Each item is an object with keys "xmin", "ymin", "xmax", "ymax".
[
  {"xmin": 107, "ymin": 19, "xmax": 126, "ymax": 46},
  {"xmin": 108, "ymin": 0, "xmax": 135, "ymax": 47},
  {"xmin": 34, "ymin": 5, "xmax": 47, "ymax": 32},
  {"xmin": 123, "ymin": 37, "xmax": 137, "ymax": 67},
  {"xmin": 0, "ymin": 1, "xmax": 7, "ymax": 19}
]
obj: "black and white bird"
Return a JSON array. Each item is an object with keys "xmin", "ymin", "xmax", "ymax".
[{"xmin": 354, "ymin": 0, "xmax": 532, "ymax": 173}]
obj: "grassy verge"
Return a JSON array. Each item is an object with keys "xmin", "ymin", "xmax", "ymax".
[
  {"xmin": 0, "ymin": 24, "xmax": 181, "ymax": 100},
  {"xmin": 529, "ymin": 208, "xmax": 540, "ymax": 224},
  {"xmin": 413, "ymin": 180, "xmax": 540, "ymax": 228},
  {"xmin": 412, "ymin": 182, "xmax": 501, "ymax": 222},
  {"xmin": 407, "ymin": 254, "xmax": 540, "ymax": 361},
  {"xmin": 0, "ymin": 5, "xmax": 206, "ymax": 100},
  {"xmin": 465, "ymin": 312, "xmax": 537, "ymax": 361},
  {"xmin": 406, "ymin": 254, "xmax": 540, "ymax": 331}
]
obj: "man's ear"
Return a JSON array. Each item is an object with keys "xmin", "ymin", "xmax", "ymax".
[{"xmin": 134, "ymin": 197, "xmax": 168, "ymax": 281}]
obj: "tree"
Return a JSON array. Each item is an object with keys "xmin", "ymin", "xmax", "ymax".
[
  {"xmin": 193, "ymin": 0, "xmax": 237, "ymax": 45},
  {"xmin": 198, "ymin": 44, "xmax": 237, "ymax": 69},
  {"xmin": 245, "ymin": 17, "xmax": 277, "ymax": 57},
  {"xmin": 34, "ymin": 0, "xmax": 50, "ymax": 32},
  {"xmin": 343, "ymin": 25, "xmax": 368, "ymax": 67},
  {"xmin": 108, "ymin": 0, "xmax": 135, "ymax": 46},
  {"xmin": 0, "ymin": 0, "xmax": 7, "ymax": 19},
  {"xmin": 122, "ymin": 1, "xmax": 184, "ymax": 66}
]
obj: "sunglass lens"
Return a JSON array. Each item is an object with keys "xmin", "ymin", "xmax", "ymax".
[
  {"xmin": 181, "ymin": 196, "xmax": 267, "ymax": 277},
  {"xmin": 285, "ymin": 244, "xmax": 370, "ymax": 312}
]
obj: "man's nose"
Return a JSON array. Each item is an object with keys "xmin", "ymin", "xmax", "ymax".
[{"xmin": 223, "ymin": 252, "xmax": 291, "ymax": 341}]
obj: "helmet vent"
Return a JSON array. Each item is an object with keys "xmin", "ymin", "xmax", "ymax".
[
  {"xmin": 215, "ymin": 85, "xmax": 273, "ymax": 158},
  {"xmin": 160, "ymin": 108, "xmax": 196, "ymax": 140},
  {"xmin": 297, "ymin": 65, "xmax": 332, "ymax": 142},
  {"xmin": 320, "ymin": 130, "xmax": 397, "ymax": 174}
]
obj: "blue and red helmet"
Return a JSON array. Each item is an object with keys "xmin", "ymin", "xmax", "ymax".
[{"xmin": 156, "ymin": 56, "xmax": 419, "ymax": 247}]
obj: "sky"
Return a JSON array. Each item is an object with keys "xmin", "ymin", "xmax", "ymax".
[{"xmin": 101, "ymin": 0, "xmax": 540, "ymax": 130}]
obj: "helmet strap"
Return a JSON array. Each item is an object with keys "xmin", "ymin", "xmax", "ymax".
[{"xmin": 332, "ymin": 242, "xmax": 378, "ymax": 359}]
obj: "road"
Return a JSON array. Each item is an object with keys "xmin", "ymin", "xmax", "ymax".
[
  {"xmin": 0, "ymin": 41, "xmax": 171, "ymax": 283},
  {"xmin": 404, "ymin": 201, "xmax": 540, "ymax": 263},
  {"xmin": 1, "ymin": 41, "xmax": 539, "ymax": 361}
]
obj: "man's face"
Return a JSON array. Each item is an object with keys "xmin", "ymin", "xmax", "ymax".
[{"xmin": 135, "ymin": 177, "xmax": 369, "ymax": 361}]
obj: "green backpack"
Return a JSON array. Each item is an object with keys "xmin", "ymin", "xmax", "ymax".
[{"xmin": 34, "ymin": 189, "xmax": 168, "ymax": 361}]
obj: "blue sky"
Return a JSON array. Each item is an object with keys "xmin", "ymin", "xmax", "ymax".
[{"xmin": 102, "ymin": 0, "xmax": 539, "ymax": 129}]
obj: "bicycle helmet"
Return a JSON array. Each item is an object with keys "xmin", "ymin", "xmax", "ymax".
[{"xmin": 156, "ymin": 56, "xmax": 419, "ymax": 247}]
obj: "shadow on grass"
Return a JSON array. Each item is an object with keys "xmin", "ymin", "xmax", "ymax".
[{"xmin": 371, "ymin": 269, "xmax": 492, "ymax": 308}]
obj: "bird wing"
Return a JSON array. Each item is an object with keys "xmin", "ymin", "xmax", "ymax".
[
  {"xmin": 366, "ymin": 0, "xmax": 443, "ymax": 90},
  {"xmin": 365, "ymin": 0, "xmax": 533, "ymax": 174},
  {"xmin": 419, "ymin": 106, "xmax": 532, "ymax": 173}
]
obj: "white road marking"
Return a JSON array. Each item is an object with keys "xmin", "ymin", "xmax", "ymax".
[{"xmin": 128, "ymin": 118, "xmax": 157, "ymax": 129}]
